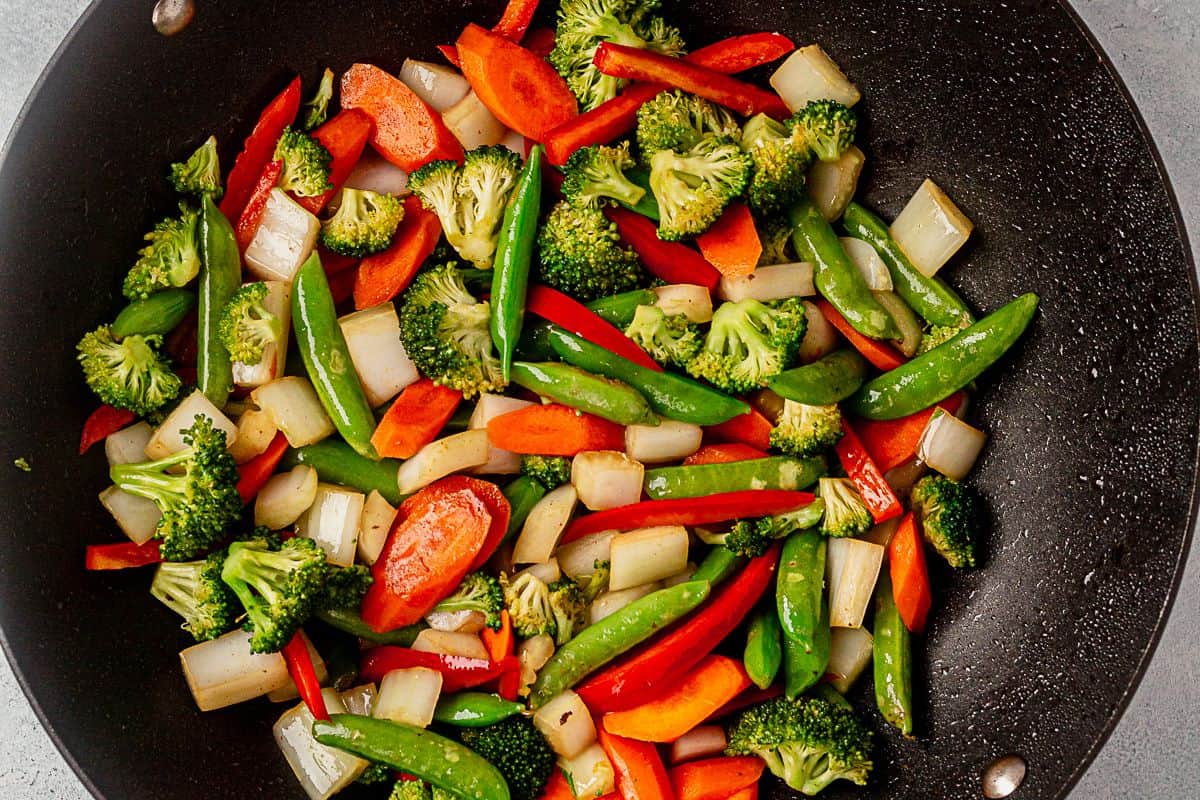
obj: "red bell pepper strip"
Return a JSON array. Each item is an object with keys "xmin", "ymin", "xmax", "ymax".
[
  {"xmin": 695, "ymin": 203, "xmax": 761, "ymax": 278},
  {"xmin": 492, "ymin": 0, "xmax": 539, "ymax": 42},
  {"xmin": 461, "ymin": 476, "xmax": 512, "ymax": 571},
  {"xmin": 889, "ymin": 512, "xmax": 932, "ymax": 634},
  {"xmin": 320, "ymin": 247, "xmax": 360, "ymax": 276},
  {"xmin": 685, "ymin": 32, "xmax": 795, "ymax": 72},
  {"xmin": 79, "ymin": 405, "xmax": 136, "ymax": 455},
  {"xmin": 597, "ymin": 727, "xmax": 675, "ymax": 800},
  {"xmin": 282, "ymin": 632, "xmax": 329, "ymax": 721},
  {"xmin": 235, "ymin": 431, "xmax": 290, "ymax": 504},
  {"xmin": 853, "ymin": 392, "xmax": 964, "ymax": 473},
  {"xmin": 669, "ymin": 757, "xmax": 764, "ymax": 800},
  {"xmin": 703, "ymin": 407, "xmax": 773, "ymax": 451},
  {"xmin": 360, "ymin": 647, "xmax": 518, "ymax": 692},
  {"xmin": 85, "ymin": 541, "xmax": 162, "ymax": 571},
  {"xmin": 682, "ymin": 443, "xmax": 767, "ymax": 466},
  {"xmin": 482, "ymin": 610, "xmax": 514, "ymax": 663},
  {"xmin": 576, "ymin": 543, "xmax": 781, "ymax": 712},
  {"xmin": 523, "ymin": 27, "xmax": 556, "ymax": 58},
  {"xmin": 354, "ymin": 196, "xmax": 442, "ymax": 309},
  {"xmin": 604, "ymin": 207, "xmax": 721, "ymax": 290},
  {"xmin": 164, "ymin": 309, "xmax": 199, "ymax": 367},
  {"xmin": 296, "ymin": 109, "xmax": 373, "ymax": 215},
  {"xmin": 562, "ymin": 491, "xmax": 813, "ymax": 544},
  {"xmin": 834, "ymin": 419, "xmax": 903, "ymax": 523},
  {"xmin": 328, "ymin": 267, "xmax": 358, "ymax": 306},
  {"xmin": 526, "ymin": 284, "xmax": 660, "ymax": 371},
  {"xmin": 370, "ymin": 379, "xmax": 463, "ymax": 460},
  {"xmin": 592, "ymin": 43, "xmax": 790, "ymax": 118},
  {"xmin": 436, "ymin": 44, "xmax": 463, "ymax": 68},
  {"xmin": 234, "ymin": 159, "xmax": 284, "ymax": 252},
  {"xmin": 220, "ymin": 77, "xmax": 301, "ymax": 221},
  {"xmin": 815, "ymin": 299, "xmax": 906, "ymax": 371}
]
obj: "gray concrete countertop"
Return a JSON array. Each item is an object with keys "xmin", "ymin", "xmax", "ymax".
[{"xmin": 1, "ymin": 1, "xmax": 1197, "ymax": 798}]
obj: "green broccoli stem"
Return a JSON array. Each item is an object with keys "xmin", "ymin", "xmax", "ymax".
[{"xmin": 110, "ymin": 451, "xmax": 193, "ymax": 504}]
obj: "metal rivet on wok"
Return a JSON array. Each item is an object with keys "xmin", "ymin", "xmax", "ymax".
[
  {"xmin": 982, "ymin": 753, "xmax": 1027, "ymax": 798},
  {"xmin": 152, "ymin": 0, "xmax": 195, "ymax": 36}
]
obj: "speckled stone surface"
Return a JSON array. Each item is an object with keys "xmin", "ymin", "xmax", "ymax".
[{"xmin": 0, "ymin": 1, "xmax": 1196, "ymax": 799}]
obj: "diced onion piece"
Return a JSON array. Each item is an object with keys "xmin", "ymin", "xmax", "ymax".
[
  {"xmin": 99, "ymin": 485, "xmax": 162, "ymax": 545},
  {"xmin": 839, "ymin": 237, "xmax": 891, "ymax": 291},
  {"xmin": 232, "ymin": 280, "xmax": 291, "ymax": 388},
  {"xmin": 807, "ymin": 145, "xmax": 865, "ymax": 222},
  {"xmin": 556, "ymin": 531, "xmax": 617, "ymax": 578},
  {"xmin": 266, "ymin": 632, "xmax": 328, "ymax": 702},
  {"xmin": 652, "ymin": 284, "xmax": 713, "ymax": 323},
  {"xmin": 499, "ymin": 129, "xmax": 526, "ymax": 156},
  {"xmin": 625, "ymin": 420, "xmax": 702, "ymax": 464},
  {"xmin": 228, "ymin": 407, "xmax": 278, "ymax": 464},
  {"xmin": 424, "ymin": 609, "xmax": 488, "ymax": 634},
  {"xmin": 340, "ymin": 683, "xmax": 377, "ymax": 717},
  {"xmin": 716, "ymin": 263, "xmax": 815, "ymax": 303},
  {"xmin": 891, "ymin": 179, "xmax": 973, "ymax": 277},
  {"xmin": 274, "ymin": 688, "xmax": 367, "ymax": 800},
  {"xmin": 105, "ymin": 422, "xmax": 153, "ymax": 466},
  {"xmin": 558, "ymin": 743, "xmax": 615, "ymax": 798},
  {"xmin": 251, "ymin": 377, "xmax": 335, "ymax": 448},
  {"xmin": 470, "ymin": 393, "xmax": 535, "ymax": 429},
  {"xmin": 412, "ymin": 629, "xmax": 490, "ymax": 660},
  {"xmin": 245, "ymin": 188, "xmax": 319, "ymax": 283},
  {"xmin": 770, "ymin": 44, "xmax": 861, "ymax": 111},
  {"xmin": 255, "ymin": 465, "xmax": 319, "ymax": 530},
  {"xmin": 517, "ymin": 559, "xmax": 562, "ymax": 585},
  {"xmin": 513, "ymin": 484, "xmax": 578, "ymax": 564},
  {"xmin": 917, "ymin": 410, "xmax": 987, "ymax": 481},
  {"xmin": 533, "ymin": 690, "xmax": 596, "ymax": 759},
  {"xmin": 798, "ymin": 300, "xmax": 839, "ymax": 364},
  {"xmin": 395, "ymin": 429, "xmax": 491, "ymax": 495},
  {"xmin": 398, "ymin": 58, "xmax": 471, "ymax": 112},
  {"xmin": 827, "ymin": 627, "xmax": 874, "ymax": 694},
  {"xmin": 873, "ymin": 291, "xmax": 923, "ymax": 358},
  {"xmin": 374, "ymin": 667, "xmax": 443, "ymax": 728},
  {"xmin": 750, "ymin": 389, "xmax": 785, "ymax": 424},
  {"xmin": 662, "ymin": 562, "xmax": 698, "ymax": 588},
  {"xmin": 144, "ymin": 389, "xmax": 237, "ymax": 459},
  {"xmin": 472, "ymin": 444, "xmax": 523, "ymax": 476},
  {"xmin": 826, "ymin": 538, "xmax": 884, "ymax": 629},
  {"xmin": 883, "ymin": 458, "xmax": 927, "ymax": 497},
  {"xmin": 861, "ymin": 515, "xmax": 902, "ymax": 549},
  {"xmin": 342, "ymin": 150, "xmax": 410, "ymax": 196},
  {"xmin": 181, "ymin": 628, "xmax": 290, "ymax": 712},
  {"xmin": 571, "ymin": 450, "xmax": 644, "ymax": 511},
  {"xmin": 443, "ymin": 90, "xmax": 508, "ymax": 149},
  {"xmin": 295, "ymin": 484, "xmax": 365, "ymax": 567},
  {"xmin": 338, "ymin": 303, "xmax": 420, "ymax": 408},
  {"xmin": 609, "ymin": 526, "xmax": 690, "ymax": 591},
  {"xmin": 357, "ymin": 490, "xmax": 397, "ymax": 566},
  {"xmin": 590, "ymin": 583, "xmax": 660, "ymax": 623},
  {"xmin": 518, "ymin": 634, "xmax": 555, "ymax": 695},
  {"xmin": 669, "ymin": 725, "xmax": 727, "ymax": 764}
]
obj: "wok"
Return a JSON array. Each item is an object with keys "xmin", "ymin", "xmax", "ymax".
[{"xmin": 0, "ymin": 1, "xmax": 1196, "ymax": 798}]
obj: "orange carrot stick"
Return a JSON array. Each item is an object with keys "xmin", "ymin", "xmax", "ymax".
[
  {"xmin": 815, "ymin": 299, "xmax": 906, "ymax": 371},
  {"xmin": 370, "ymin": 379, "xmax": 463, "ymax": 459},
  {"xmin": 486, "ymin": 404, "xmax": 625, "ymax": 455},
  {"xmin": 598, "ymin": 726, "xmax": 676, "ymax": 800},
  {"xmin": 704, "ymin": 407, "xmax": 773, "ymax": 451},
  {"xmin": 481, "ymin": 610, "xmax": 514, "ymax": 663},
  {"xmin": 852, "ymin": 392, "xmax": 964, "ymax": 473},
  {"xmin": 696, "ymin": 203, "xmax": 761, "ymax": 278},
  {"xmin": 602, "ymin": 656, "xmax": 752, "ymax": 743},
  {"xmin": 354, "ymin": 196, "xmax": 442, "ymax": 309},
  {"xmin": 888, "ymin": 512, "xmax": 932, "ymax": 634},
  {"xmin": 668, "ymin": 757, "xmax": 764, "ymax": 800},
  {"xmin": 683, "ymin": 443, "xmax": 768, "ymax": 466}
]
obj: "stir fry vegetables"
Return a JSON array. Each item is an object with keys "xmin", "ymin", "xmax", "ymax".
[{"xmin": 76, "ymin": 6, "xmax": 1039, "ymax": 798}]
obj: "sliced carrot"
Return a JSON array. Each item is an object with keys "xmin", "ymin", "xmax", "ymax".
[
  {"xmin": 436, "ymin": 44, "xmax": 463, "ymax": 68},
  {"xmin": 597, "ymin": 727, "xmax": 675, "ymax": 800},
  {"xmin": 370, "ymin": 379, "xmax": 463, "ymax": 459},
  {"xmin": 355, "ymin": 195, "xmax": 442, "ymax": 309},
  {"xmin": 235, "ymin": 431, "xmax": 290, "ymax": 504},
  {"xmin": 682, "ymin": 443, "xmax": 769, "ymax": 466},
  {"xmin": 696, "ymin": 203, "xmax": 761, "ymax": 278},
  {"xmin": 296, "ymin": 109, "xmax": 373, "ymax": 215},
  {"xmin": 815, "ymin": 299, "xmax": 906, "ymax": 371},
  {"xmin": 703, "ymin": 684, "xmax": 784, "ymax": 725},
  {"xmin": 704, "ymin": 407, "xmax": 772, "ymax": 451},
  {"xmin": 669, "ymin": 757, "xmax": 764, "ymax": 800},
  {"xmin": 539, "ymin": 771, "xmax": 574, "ymax": 800},
  {"xmin": 725, "ymin": 786, "xmax": 758, "ymax": 800},
  {"xmin": 602, "ymin": 655, "xmax": 752, "ymax": 743},
  {"xmin": 889, "ymin": 512, "xmax": 932, "ymax": 634},
  {"xmin": 853, "ymin": 392, "xmax": 964, "ymax": 473},
  {"xmin": 481, "ymin": 610, "xmax": 514, "ymax": 663},
  {"xmin": 465, "ymin": 477, "xmax": 513, "ymax": 571},
  {"xmin": 487, "ymin": 404, "xmax": 625, "ymax": 456}
]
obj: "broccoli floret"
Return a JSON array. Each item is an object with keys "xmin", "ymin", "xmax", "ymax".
[
  {"xmin": 741, "ymin": 113, "xmax": 814, "ymax": 214},
  {"xmin": 319, "ymin": 564, "xmax": 374, "ymax": 610},
  {"xmin": 818, "ymin": 477, "xmax": 872, "ymax": 539},
  {"xmin": 109, "ymin": 416, "xmax": 241, "ymax": 561},
  {"xmin": 502, "ymin": 572, "xmax": 556, "ymax": 639},
  {"xmin": 548, "ymin": 577, "xmax": 589, "ymax": 645},
  {"xmin": 273, "ymin": 127, "xmax": 333, "ymax": 197},
  {"xmin": 320, "ymin": 188, "xmax": 405, "ymax": 257},
  {"xmin": 910, "ymin": 474, "xmax": 980, "ymax": 568},
  {"xmin": 687, "ymin": 298, "xmax": 807, "ymax": 394},
  {"xmin": 302, "ymin": 67, "xmax": 335, "ymax": 131},
  {"xmin": 624, "ymin": 303, "xmax": 703, "ymax": 369},
  {"xmin": 122, "ymin": 204, "xmax": 201, "ymax": 300},
  {"xmin": 698, "ymin": 501, "xmax": 826, "ymax": 557},
  {"xmin": 725, "ymin": 695, "xmax": 873, "ymax": 795},
  {"xmin": 770, "ymin": 401, "xmax": 843, "ymax": 458},
  {"xmin": 459, "ymin": 716, "xmax": 555, "ymax": 800},
  {"xmin": 389, "ymin": 778, "xmax": 432, "ymax": 799},
  {"xmin": 550, "ymin": 0, "xmax": 686, "ymax": 111},
  {"xmin": 149, "ymin": 551, "xmax": 238, "ymax": 641},
  {"xmin": 408, "ymin": 146, "xmax": 521, "ymax": 269},
  {"xmin": 220, "ymin": 535, "xmax": 329, "ymax": 653},
  {"xmin": 579, "ymin": 560, "xmax": 610, "ymax": 602},
  {"xmin": 520, "ymin": 455, "xmax": 573, "ymax": 490},
  {"xmin": 434, "ymin": 571, "xmax": 505, "ymax": 629},
  {"xmin": 397, "ymin": 262, "xmax": 505, "ymax": 397},
  {"xmin": 561, "ymin": 142, "xmax": 645, "ymax": 208},
  {"xmin": 76, "ymin": 326, "xmax": 182, "ymax": 416},
  {"xmin": 649, "ymin": 136, "xmax": 752, "ymax": 241},
  {"xmin": 793, "ymin": 100, "xmax": 857, "ymax": 163},
  {"xmin": 635, "ymin": 90, "xmax": 740, "ymax": 164},
  {"xmin": 355, "ymin": 763, "xmax": 393, "ymax": 786},
  {"xmin": 217, "ymin": 282, "xmax": 284, "ymax": 366},
  {"xmin": 168, "ymin": 136, "xmax": 223, "ymax": 199},
  {"xmin": 916, "ymin": 322, "xmax": 970, "ymax": 355},
  {"xmin": 536, "ymin": 201, "xmax": 643, "ymax": 301},
  {"xmin": 758, "ymin": 215, "xmax": 798, "ymax": 266}
]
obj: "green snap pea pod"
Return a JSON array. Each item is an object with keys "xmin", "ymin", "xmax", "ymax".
[
  {"xmin": 503, "ymin": 475, "xmax": 547, "ymax": 540},
  {"xmin": 691, "ymin": 546, "xmax": 743, "ymax": 586},
  {"xmin": 511, "ymin": 361, "xmax": 658, "ymax": 426},
  {"xmin": 744, "ymin": 606, "xmax": 783, "ymax": 690},
  {"xmin": 530, "ymin": 580, "xmax": 711, "ymax": 708},
  {"xmin": 768, "ymin": 349, "xmax": 868, "ymax": 405},
  {"xmin": 873, "ymin": 572, "xmax": 913, "ymax": 735},
  {"xmin": 643, "ymin": 456, "xmax": 826, "ymax": 500},
  {"xmin": 197, "ymin": 195, "xmax": 241, "ymax": 407},
  {"xmin": 777, "ymin": 530, "xmax": 829, "ymax": 698},
  {"xmin": 458, "ymin": 268, "xmax": 494, "ymax": 294},
  {"xmin": 293, "ymin": 252, "xmax": 379, "ymax": 460},
  {"xmin": 848, "ymin": 293, "xmax": 1040, "ymax": 420},
  {"xmin": 433, "ymin": 693, "xmax": 525, "ymax": 727},
  {"xmin": 313, "ymin": 714, "xmax": 510, "ymax": 800},
  {"xmin": 547, "ymin": 326, "xmax": 749, "ymax": 426},
  {"xmin": 622, "ymin": 166, "xmax": 660, "ymax": 220},
  {"xmin": 314, "ymin": 607, "xmax": 423, "ymax": 645},
  {"xmin": 280, "ymin": 440, "xmax": 403, "ymax": 504},
  {"xmin": 842, "ymin": 202, "xmax": 974, "ymax": 328},
  {"xmin": 112, "ymin": 289, "xmax": 194, "ymax": 338},
  {"xmin": 789, "ymin": 198, "xmax": 899, "ymax": 341},
  {"xmin": 491, "ymin": 146, "xmax": 543, "ymax": 381}
]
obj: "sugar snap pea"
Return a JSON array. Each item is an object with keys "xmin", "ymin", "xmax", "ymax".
[
  {"xmin": 280, "ymin": 440, "xmax": 403, "ymax": 504},
  {"xmin": 112, "ymin": 289, "xmax": 194, "ymax": 338},
  {"xmin": 744, "ymin": 606, "xmax": 783, "ymax": 690},
  {"xmin": 768, "ymin": 349, "xmax": 868, "ymax": 405},
  {"xmin": 511, "ymin": 361, "xmax": 658, "ymax": 426},
  {"xmin": 314, "ymin": 607, "xmax": 423, "ymax": 645},
  {"xmin": 643, "ymin": 456, "xmax": 826, "ymax": 500},
  {"xmin": 433, "ymin": 692, "xmax": 524, "ymax": 727},
  {"xmin": 491, "ymin": 145, "xmax": 542, "ymax": 381},
  {"xmin": 777, "ymin": 530, "xmax": 829, "ymax": 698},
  {"xmin": 873, "ymin": 572, "xmax": 914, "ymax": 735},
  {"xmin": 196, "ymin": 195, "xmax": 241, "ymax": 407},
  {"xmin": 502, "ymin": 475, "xmax": 547, "ymax": 541}
]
